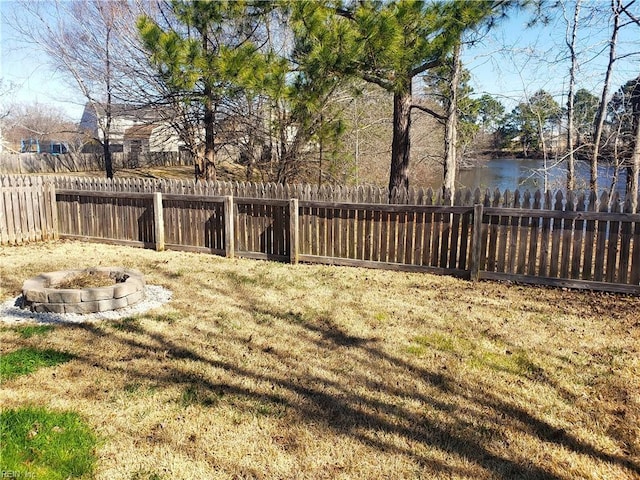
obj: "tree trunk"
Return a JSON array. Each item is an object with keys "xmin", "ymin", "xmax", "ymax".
[
  {"xmin": 104, "ymin": 24, "xmax": 114, "ymax": 179},
  {"xmin": 196, "ymin": 31, "xmax": 216, "ymax": 183},
  {"xmin": 443, "ymin": 43, "xmax": 461, "ymax": 202},
  {"xmin": 388, "ymin": 86, "xmax": 412, "ymax": 203},
  {"xmin": 536, "ymin": 111, "xmax": 549, "ymax": 191},
  {"xmin": 103, "ymin": 137, "xmax": 113, "ymax": 179},
  {"xmin": 203, "ymin": 93, "xmax": 216, "ymax": 182},
  {"xmin": 629, "ymin": 77, "xmax": 640, "ymax": 213},
  {"xmin": 566, "ymin": 0, "xmax": 581, "ymax": 191},
  {"xmin": 194, "ymin": 92, "xmax": 216, "ymax": 182},
  {"xmin": 591, "ymin": 0, "xmax": 621, "ymax": 192}
]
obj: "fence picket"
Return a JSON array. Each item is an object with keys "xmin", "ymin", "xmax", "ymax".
[
  {"xmin": 506, "ymin": 190, "xmax": 519, "ymax": 274},
  {"xmin": 619, "ymin": 196, "xmax": 633, "ymax": 284},
  {"xmin": 594, "ymin": 191, "xmax": 610, "ymax": 282},
  {"xmin": 632, "ymin": 205, "xmax": 640, "ymax": 285},
  {"xmin": 583, "ymin": 191, "xmax": 598, "ymax": 280},
  {"xmin": 527, "ymin": 191, "xmax": 542, "ymax": 276},
  {"xmin": 516, "ymin": 191, "xmax": 530, "ymax": 274},
  {"xmin": 549, "ymin": 191, "xmax": 564, "ymax": 278},
  {"xmin": 448, "ymin": 190, "xmax": 462, "ymax": 269},
  {"xmin": 486, "ymin": 189, "xmax": 501, "ymax": 272},
  {"xmin": 458, "ymin": 189, "xmax": 473, "ymax": 270},
  {"xmin": 496, "ymin": 190, "xmax": 510, "ymax": 273},
  {"xmin": 571, "ymin": 192, "xmax": 586, "ymax": 278},
  {"xmin": 560, "ymin": 192, "xmax": 575, "ymax": 279},
  {"xmin": 606, "ymin": 192, "xmax": 621, "ymax": 283}
]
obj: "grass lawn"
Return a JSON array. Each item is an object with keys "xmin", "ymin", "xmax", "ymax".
[
  {"xmin": 0, "ymin": 240, "xmax": 638, "ymax": 479},
  {"xmin": 1, "ymin": 406, "xmax": 97, "ymax": 479}
]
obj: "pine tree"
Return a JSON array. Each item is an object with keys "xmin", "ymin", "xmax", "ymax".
[
  {"xmin": 290, "ymin": 0, "xmax": 513, "ymax": 200},
  {"xmin": 138, "ymin": 1, "xmax": 275, "ymax": 181}
]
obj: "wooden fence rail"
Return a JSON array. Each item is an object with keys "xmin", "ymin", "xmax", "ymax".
[{"xmin": 2, "ymin": 175, "xmax": 639, "ymax": 295}]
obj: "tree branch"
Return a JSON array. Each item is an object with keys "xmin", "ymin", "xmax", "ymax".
[
  {"xmin": 410, "ymin": 102, "xmax": 446, "ymax": 120},
  {"xmin": 361, "ymin": 73, "xmax": 394, "ymax": 91},
  {"xmin": 335, "ymin": 7, "xmax": 355, "ymax": 21},
  {"xmin": 619, "ymin": 1, "xmax": 640, "ymax": 25},
  {"xmin": 410, "ymin": 58, "xmax": 442, "ymax": 77}
]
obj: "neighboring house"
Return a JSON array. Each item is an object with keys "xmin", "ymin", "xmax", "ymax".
[
  {"xmin": 79, "ymin": 103, "xmax": 181, "ymax": 154},
  {"xmin": 20, "ymin": 138, "xmax": 68, "ymax": 155}
]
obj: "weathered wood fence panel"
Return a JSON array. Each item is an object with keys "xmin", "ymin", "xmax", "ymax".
[
  {"xmin": 477, "ymin": 190, "xmax": 640, "ymax": 293},
  {"xmin": 0, "ymin": 152, "xmax": 191, "ymax": 174},
  {"xmin": 0, "ymin": 176, "xmax": 57, "ymax": 245},
  {"xmin": 161, "ymin": 194, "xmax": 226, "ymax": 255},
  {"xmin": 297, "ymin": 201, "xmax": 474, "ymax": 277},
  {"xmin": 56, "ymin": 190, "xmax": 156, "ymax": 248},
  {"xmin": 234, "ymin": 198, "xmax": 290, "ymax": 261}
]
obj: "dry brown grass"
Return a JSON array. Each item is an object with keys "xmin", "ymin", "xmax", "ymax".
[
  {"xmin": 1, "ymin": 240, "xmax": 639, "ymax": 480},
  {"xmin": 55, "ymin": 271, "xmax": 117, "ymax": 289}
]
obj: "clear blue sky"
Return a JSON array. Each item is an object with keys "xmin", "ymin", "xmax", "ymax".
[
  {"xmin": 0, "ymin": 0, "xmax": 88, "ymax": 120},
  {"xmin": 463, "ymin": 1, "xmax": 640, "ymax": 109},
  {"xmin": 1, "ymin": 0, "xmax": 639, "ymax": 122}
]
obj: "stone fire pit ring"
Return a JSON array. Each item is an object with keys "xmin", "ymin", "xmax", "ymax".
[{"xmin": 22, "ymin": 267, "xmax": 146, "ymax": 314}]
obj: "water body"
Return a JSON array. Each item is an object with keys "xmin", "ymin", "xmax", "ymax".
[{"xmin": 447, "ymin": 158, "xmax": 632, "ymax": 196}]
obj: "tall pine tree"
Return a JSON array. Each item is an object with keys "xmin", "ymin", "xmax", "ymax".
[{"xmin": 291, "ymin": 0, "xmax": 514, "ymax": 200}]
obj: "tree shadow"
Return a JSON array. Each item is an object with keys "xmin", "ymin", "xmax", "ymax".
[{"xmin": 35, "ymin": 269, "xmax": 639, "ymax": 480}]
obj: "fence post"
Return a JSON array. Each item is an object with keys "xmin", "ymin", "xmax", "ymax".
[
  {"xmin": 289, "ymin": 198, "xmax": 299, "ymax": 264},
  {"xmin": 153, "ymin": 192, "xmax": 165, "ymax": 251},
  {"xmin": 50, "ymin": 183, "xmax": 59, "ymax": 240},
  {"xmin": 224, "ymin": 195, "xmax": 235, "ymax": 258},
  {"xmin": 470, "ymin": 203, "xmax": 484, "ymax": 281}
]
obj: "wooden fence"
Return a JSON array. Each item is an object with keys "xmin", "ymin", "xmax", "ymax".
[
  {"xmin": 0, "ymin": 176, "xmax": 58, "ymax": 245},
  {"xmin": 50, "ymin": 175, "xmax": 422, "ymax": 204},
  {"xmin": 2, "ymin": 175, "xmax": 640, "ymax": 294},
  {"xmin": 0, "ymin": 152, "xmax": 191, "ymax": 175}
]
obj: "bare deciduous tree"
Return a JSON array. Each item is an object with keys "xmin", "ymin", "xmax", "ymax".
[
  {"xmin": 591, "ymin": 0, "xmax": 626, "ymax": 192},
  {"xmin": 564, "ymin": 0, "xmax": 582, "ymax": 191},
  {"xmin": 8, "ymin": 0, "xmax": 165, "ymax": 178}
]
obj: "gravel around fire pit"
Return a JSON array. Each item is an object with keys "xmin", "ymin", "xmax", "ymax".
[{"xmin": 0, "ymin": 285, "xmax": 172, "ymax": 324}]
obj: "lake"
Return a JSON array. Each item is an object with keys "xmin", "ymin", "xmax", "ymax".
[{"xmin": 441, "ymin": 158, "xmax": 633, "ymax": 197}]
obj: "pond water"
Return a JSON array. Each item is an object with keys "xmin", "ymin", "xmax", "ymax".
[{"xmin": 434, "ymin": 158, "xmax": 633, "ymax": 196}]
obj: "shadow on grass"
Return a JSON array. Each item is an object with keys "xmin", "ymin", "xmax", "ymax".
[{"xmin": 54, "ymin": 271, "xmax": 639, "ymax": 480}]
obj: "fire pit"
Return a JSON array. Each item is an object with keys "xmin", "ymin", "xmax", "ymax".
[{"xmin": 21, "ymin": 267, "xmax": 145, "ymax": 314}]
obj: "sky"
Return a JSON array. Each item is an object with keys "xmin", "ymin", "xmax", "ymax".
[
  {"xmin": 462, "ymin": 2, "xmax": 640, "ymax": 108},
  {"xmin": 0, "ymin": 0, "xmax": 639, "ymax": 123},
  {"xmin": 0, "ymin": 0, "xmax": 90, "ymax": 120}
]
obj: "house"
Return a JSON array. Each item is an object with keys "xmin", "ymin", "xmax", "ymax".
[
  {"xmin": 20, "ymin": 138, "xmax": 68, "ymax": 155},
  {"xmin": 79, "ymin": 103, "xmax": 181, "ymax": 154}
]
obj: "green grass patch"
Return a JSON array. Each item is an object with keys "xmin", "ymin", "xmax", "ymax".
[
  {"xmin": 0, "ymin": 348, "xmax": 74, "ymax": 382},
  {"xmin": 148, "ymin": 311, "xmax": 180, "ymax": 324},
  {"xmin": 373, "ymin": 311, "xmax": 390, "ymax": 322},
  {"xmin": 469, "ymin": 349, "xmax": 545, "ymax": 379},
  {"xmin": 412, "ymin": 333, "xmax": 457, "ymax": 352},
  {"xmin": 179, "ymin": 385, "xmax": 220, "ymax": 408},
  {"xmin": 109, "ymin": 317, "xmax": 144, "ymax": 333},
  {"xmin": 406, "ymin": 344, "xmax": 427, "ymax": 356},
  {"xmin": 0, "ymin": 406, "xmax": 97, "ymax": 480},
  {"xmin": 12, "ymin": 325, "xmax": 56, "ymax": 339}
]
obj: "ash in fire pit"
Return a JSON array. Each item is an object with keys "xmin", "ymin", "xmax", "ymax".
[{"xmin": 21, "ymin": 267, "xmax": 146, "ymax": 314}]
